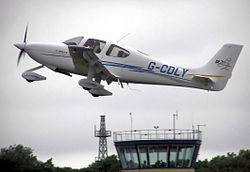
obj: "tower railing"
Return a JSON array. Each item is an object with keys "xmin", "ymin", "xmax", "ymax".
[
  {"xmin": 95, "ymin": 130, "xmax": 111, "ymax": 137},
  {"xmin": 113, "ymin": 129, "xmax": 202, "ymax": 142}
]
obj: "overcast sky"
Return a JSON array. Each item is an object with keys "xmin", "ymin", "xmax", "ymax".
[{"xmin": 0, "ymin": 0, "xmax": 249, "ymax": 168}]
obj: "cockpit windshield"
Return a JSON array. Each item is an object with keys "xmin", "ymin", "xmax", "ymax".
[
  {"xmin": 63, "ymin": 36, "xmax": 84, "ymax": 45},
  {"xmin": 84, "ymin": 39, "xmax": 106, "ymax": 54}
]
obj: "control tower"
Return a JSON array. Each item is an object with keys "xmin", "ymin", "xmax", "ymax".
[
  {"xmin": 95, "ymin": 115, "xmax": 111, "ymax": 160},
  {"xmin": 113, "ymin": 129, "xmax": 201, "ymax": 172}
]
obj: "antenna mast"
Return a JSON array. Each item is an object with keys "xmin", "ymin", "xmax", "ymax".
[
  {"xmin": 197, "ymin": 124, "xmax": 206, "ymax": 140},
  {"xmin": 117, "ymin": 33, "xmax": 131, "ymax": 43},
  {"xmin": 95, "ymin": 115, "xmax": 111, "ymax": 160}
]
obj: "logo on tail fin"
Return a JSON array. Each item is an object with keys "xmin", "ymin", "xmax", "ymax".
[{"xmin": 215, "ymin": 58, "xmax": 232, "ymax": 71}]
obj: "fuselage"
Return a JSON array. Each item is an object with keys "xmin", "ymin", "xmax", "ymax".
[
  {"xmin": 14, "ymin": 33, "xmax": 243, "ymax": 96},
  {"xmin": 20, "ymin": 36, "xmax": 212, "ymax": 91}
]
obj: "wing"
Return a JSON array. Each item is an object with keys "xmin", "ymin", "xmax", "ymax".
[{"xmin": 68, "ymin": 45, "xmax": 117, "ymax": 84}]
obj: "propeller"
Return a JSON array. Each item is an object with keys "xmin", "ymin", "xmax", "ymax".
[{"xmin": 14, "ymin": 24, "xmax": 28, "ymax": 66}]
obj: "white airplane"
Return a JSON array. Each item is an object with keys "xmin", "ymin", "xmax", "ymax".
[{"xmin": 14, "ymin": 26, "xmax": 243, "ymax": 97}]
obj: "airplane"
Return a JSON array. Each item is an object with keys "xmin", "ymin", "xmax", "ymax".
[{"xmin": 14, "ymin": 25, "xmax": 243, "ymax": 97}]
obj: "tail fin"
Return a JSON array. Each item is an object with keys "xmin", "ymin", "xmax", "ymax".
[{"xmin": 197, "ymin": 44, "xmax": 243, "ymax": 91}]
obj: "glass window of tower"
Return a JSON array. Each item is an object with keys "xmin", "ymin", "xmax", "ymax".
[
  {"xmin": 116, "ymin": 144, "xmax": 196, "ymax": 169},
  {"xmin": 148, "ymin": 146, "xmax": 158, "ymax": 167},
  {"xmin": 117, "ymin": 147, "xmax": 139, "ymax": 169},
  {"xmin": 170, "ymin": 146, "xmax": 178, "ymax": 168},
  {"xmin": 158, "ymin": 145, "xmax": 168, "ymax": 167},
  {"xmin": 138, "ymin": 146, "xmax": 149, "ymax": 168},
  {"xmin": 183, "ymin": 146, "xmax": 194, "ymax": 167}
]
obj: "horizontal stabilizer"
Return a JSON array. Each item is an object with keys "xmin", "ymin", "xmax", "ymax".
[{"xmin": 192, "ymin": 75, "xmax": 214, "ymax": 90}]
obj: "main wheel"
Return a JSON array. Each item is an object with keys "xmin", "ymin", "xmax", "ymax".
[
  {"xmin": 91, "ymin": 94, "xmax": 99, "ymax": 97},
  {"xmin": 82, "ymin": 87, "xmax": 91, "ymax": 90},
  {"xmin": 26, "ymin": 79, "xmax": 34, "ymax": 83}
]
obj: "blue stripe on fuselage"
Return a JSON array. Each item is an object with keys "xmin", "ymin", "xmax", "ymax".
[
  {"xmin": 41, "ymin": 53, "xmax": 71, "ymax": 58},
  {"xmin": 100, "ymin": 60, "xmax": 192, "ymax": 82},
  {"xmin": 40, "ymin": 53, "xmax": 191, "ymax": 82}
]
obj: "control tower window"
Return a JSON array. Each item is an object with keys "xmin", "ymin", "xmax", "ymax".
[
  {"xmin": 138, "ymin": 146, "xmax": 149, "ymax": 168},
  {"xmin": 106, "ymin": 44, "xmax": 130, "ymax": 58},
  {"xmin": 117, "ymin": 147, "xmax": 128, "ymax": 169},
  {"xmin": 177, "ymin": 146, "xmax": 186, "ymax": 167},
  {"xmin": 158, "ymin": 146, "xmax": 168, "ymax": 167},
  {"xmin": 148, "ymin": 146, "xmax": 158, "ymax": 167},
  {"xmin": 183, "ymin": 146, "xmax": 194, "ymax": 167},
  {"xmin": 117, "ymin": 147, "xmax": 139, "ymax": 169},
  {"xmin": 170, "ymin": 146, "xmax": 178, "ymax": 168},
  {"xmin": 117, "ymin": 144, "xmax": 196, "ymax": 169},
  {"xmin": 171, "ymin": 145, "xmax": 195, "ymax": 168},
  {"xmin": 84, "ymin": 39, "xmax": 106, "ymax": 54},
  {"xmin": 147, "ymin": 146, "xmax": 168, "ymax": 168}
]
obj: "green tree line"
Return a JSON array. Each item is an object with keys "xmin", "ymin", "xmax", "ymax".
[
  {"xmin": 0, "ymin": 144, "xmax": 120, "ymax": 172},
  {"xmin": 195, "ymin": 149, "xmax": 250, "ymax": 172},
  {"xmin": 0, "ymin": 144, "xmax": 249, "ymax": 172}
]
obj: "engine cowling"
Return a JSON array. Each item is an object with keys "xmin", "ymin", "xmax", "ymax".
[{"xmin": 22, "ymin": 71, "xmax": 46, "ymax": 82}]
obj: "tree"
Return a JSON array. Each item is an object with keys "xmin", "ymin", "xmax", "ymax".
[
  {"xmin": 195, "ymin": 149, "xmax": 250, "ymax": 172},
  {"xmin": 0, "ymin": 144, "xmax": 42, "ymax": 171},
  {"xmin": 80, "ymin": 155, "xmax": 121, "ymax": 172},
  {"xmin": 42, "ymin": 158, "xmax": 54, "ymax": 172},
  {"xmin": 0, "ymin": 144, "xmax": 56, "ymax": 172}
]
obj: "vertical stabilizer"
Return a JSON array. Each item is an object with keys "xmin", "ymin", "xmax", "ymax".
[{"xmin": 197, "ymin": 44, "xmax": 243, "ymax": 90}]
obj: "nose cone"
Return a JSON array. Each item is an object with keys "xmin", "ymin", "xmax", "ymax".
[{"xmin": 14, "ymin": 43, "xmax": 25, "ymax": 50}]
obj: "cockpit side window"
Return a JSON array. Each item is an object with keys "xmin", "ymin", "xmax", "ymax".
[
  {"xmin": 106, "ymin": 44, "xmax": 130, "ymax": 58},
  {"xmin": 84, "ymin": 39, "xmax": 106, "ymax": 54}
]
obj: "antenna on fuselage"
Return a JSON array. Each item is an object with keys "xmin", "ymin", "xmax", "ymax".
[{"xmin": 117, "ymin": 33, "xmax": 131, "ymax": 43}]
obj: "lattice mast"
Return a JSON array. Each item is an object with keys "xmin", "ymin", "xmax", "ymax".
[{"xmin": 95, "ymin": 115, "xmax": 111, "ymax": 160}]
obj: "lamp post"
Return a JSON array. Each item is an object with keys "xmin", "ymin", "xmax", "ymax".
[
  {"xmin": 173, "ymin": 111, "xmax": 178, "ymax": 140},
  {"xmin": 129, "ymin": 112, "xmax": 133, "ymax": 139},
  {"xmin": 154, "ymin": 125, "xmax": 159, "ymax": 139}
]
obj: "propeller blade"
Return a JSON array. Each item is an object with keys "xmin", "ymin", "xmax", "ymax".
[
  {"xmin": 17, "ymin": 49, "xmax": 25, "ymax": 66},
  {"xmin": 23, "ymin": 24, "xmax": 28, "ymax": 43},
  {"xmin": 16, "ymin": 24, "xmax": 29, "ymax": 66}
]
